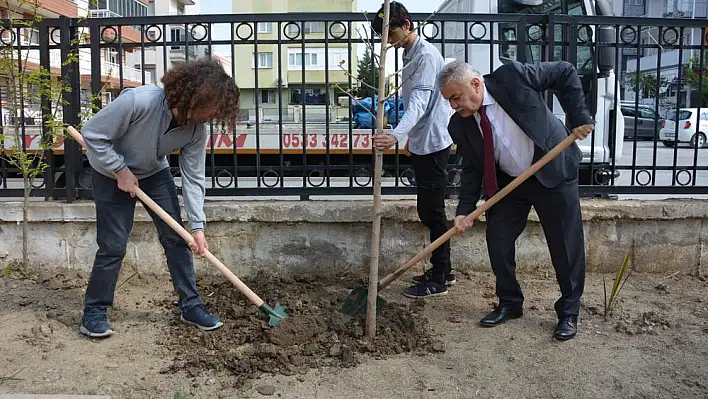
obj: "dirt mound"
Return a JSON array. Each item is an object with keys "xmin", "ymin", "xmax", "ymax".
[
  {"xmin": 614, "ymin": 311, "xmax": 675, "ymax": 335},
  {"xmin": 158, "ymin": 272, "xmax": 443, "ymax": 386}
]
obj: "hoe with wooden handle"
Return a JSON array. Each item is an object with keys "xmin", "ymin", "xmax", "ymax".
[
  {"xmin": 66, "ymin": 126, "xmax": 288, "ymax": 327},
  {"xmin": 340, "ymin": 133, "xmax": 581, "ymax": 316}
]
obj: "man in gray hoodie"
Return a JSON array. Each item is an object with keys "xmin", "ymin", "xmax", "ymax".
[{"xmin": 79, "ymin": 57, "xmax": 241, "ymax": 338}]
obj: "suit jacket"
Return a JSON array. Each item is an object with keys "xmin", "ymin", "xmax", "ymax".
[{"xmin": 449, "ymin": 60, "xmax": 594, "ymax": 217}]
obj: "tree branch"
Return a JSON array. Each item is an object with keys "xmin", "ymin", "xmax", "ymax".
[
  {"xmin": 338, "ymin": 62, "xmax": 379, "ymax": 93},
  {"xmin": 355, "ymin": 26, "xmax": 381, "ymax": 68},
  {"xmin": 332, "ymin": 83, "xmax": 377, "ymax": 119},
  {"xmin": 359, "ymin": 12, "xmax": 380, "ymax": 64}
]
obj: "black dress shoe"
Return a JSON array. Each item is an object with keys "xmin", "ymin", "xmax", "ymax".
[
  {"xmin": 479, "ymin": 306, "xmax": 523, "ymax": 327},
  {"xmin": 554, "ymin": 315, "xmax": 578, "ymax": 340}
]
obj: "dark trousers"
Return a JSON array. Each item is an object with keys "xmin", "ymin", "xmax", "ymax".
[
  {"xmin": 83, "ymin": 167, "xmax": 202, "ymax": 314},
  {"xmin": 410, "ymin": 146, "xmax": 452, "ymax": 283},
  {"xmin": 485, "ymin": 169, "xmax": 585, "ymax": 318}
]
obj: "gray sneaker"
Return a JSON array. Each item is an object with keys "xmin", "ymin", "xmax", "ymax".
[{"xmin": 80, "ymin": 312, "xmax": 114, "ymax": 338}]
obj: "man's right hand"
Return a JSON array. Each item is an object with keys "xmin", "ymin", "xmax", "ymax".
[
  {"xmin": 116, "ymin": 168, "xmax": 138, "ymax": 197},
  {"xmin": 453, "ymin": 215, "xmax": 473, "ymax": 236}
]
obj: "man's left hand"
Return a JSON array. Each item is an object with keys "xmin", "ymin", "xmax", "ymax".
[
  {"xmin": 572, "ymin": 124, "xmax": 594, "ymax": 140},
  {"xmin": 189, "ymin": 230, "xmax": 208, "ymax": 257},
  {"xmin": 373, "ymin": 133, "xmax": 397, "ymax": 150}
]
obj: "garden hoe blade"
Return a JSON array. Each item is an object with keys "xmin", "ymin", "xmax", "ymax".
[{"xmin": 261, "ymin": 302, "xmax": 288, "ymax": 327}]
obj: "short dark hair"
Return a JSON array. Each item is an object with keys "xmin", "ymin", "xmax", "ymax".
[
  {"xmin": 372, "ymin": 1, "xmax": 414, "ymax": 36},
  {"xmin": 161, "ymin": 56, "xmax": 241, "ymax": 132}
]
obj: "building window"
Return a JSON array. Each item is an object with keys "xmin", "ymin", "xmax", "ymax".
[
  {"xmin": 303, "ymin": 22, "xmax": 323, "ymax": 33},
  {"xmin": 288, "ymin": 22, "xmax": 323, "ymax": 36},
  {"xmin": 253, "ymin": 52, "xmax": 273, "ymax": 68},
  {"xmin": 291, "ymin": 88, "xmax": 326, "ymax": 105},
  {"xmin": 170, "ymin": 27, "xmax": 184, "ymax": 48},
  {"xmin": 22, "ymin": 28, "xmax": 39, "ymax": 45},
  {"xmin": 287, "ymin": 48, "xmax": 348, "ymax": 70},
  {"xmin": 257, "ymin": 23, "xmax": 272, "ymax": 33},
  {"xmin": 256, "ymin": 89, "xmax": 276, "ymax": 104},
  {"xmin": 288, "ymin": 52, "xmax": 318, "ymax": 67}
]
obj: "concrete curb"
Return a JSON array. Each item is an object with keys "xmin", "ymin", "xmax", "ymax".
[
  {"xmin": 1, "ymin": 198, "xmax": 707, "ymax": 223},
  {"xmin": 0, "ymin": 198, "xmax": 706, "ymax": 276}
]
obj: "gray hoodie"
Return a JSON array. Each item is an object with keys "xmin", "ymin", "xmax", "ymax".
[{"xmin": 81, "ymin": 85, "xmax": 208, "ymax": 232}]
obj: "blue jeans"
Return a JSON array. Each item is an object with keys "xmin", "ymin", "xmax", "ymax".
[{"xmin": 83, "ymin": 167, "xmax": 202, "ymax": 314}]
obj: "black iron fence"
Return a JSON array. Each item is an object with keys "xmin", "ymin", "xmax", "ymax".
[{"xmin": 0, "ymin": 12, "xmax": 706, "ymax": 200}]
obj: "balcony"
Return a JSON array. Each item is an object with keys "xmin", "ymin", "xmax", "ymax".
[
  {"xmin": 17, "ymin": 45, "xmax": 153, "ymax": 87},
  {"xmin": 169, "ymin": 46, "xmax": 198, "ymax": 64},
  {"xmin": 87, "ymin": 60, "xmax": 153, "ymax": 87},
  {"xmin": 89, "ymin": 9, "xmax": 121, "ymax": 18},
  {"xmin": 87, "ymin": 9, "xmax": 143, "ymax": 43},
  {"xmin": 662, "ymin": 10, "xmax": 694, "ymax": 18},
  {"xmin": 168, "ymin": 26, "xmax": 203, "ymax": 63}
]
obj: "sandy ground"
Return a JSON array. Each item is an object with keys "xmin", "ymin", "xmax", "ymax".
[{"xmin": 1, "ymin": 265, "xmax": 707, "ymax": 399}]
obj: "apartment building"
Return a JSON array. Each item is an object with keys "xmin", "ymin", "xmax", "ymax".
[
  {"xmin": 231, "ymin": 0, "xmax": 358, "ymax": 124},
  {"xmin": 95, "ymin": 0, "xmax": 231, "ymax": 100},
  {"xmin": 85, "ymin": 0, "xmax": 153, "ymax": 108},
  {"xmin": 622, "ymin": 0, "xmax": 708, "ymax": 109},
  {"xmin": 133, "ymin": 0, "xmax": 215, "ymax": 87},
  {"xmin": 0, "ymin": 0, "xmax": 150, "ymax": 125}
]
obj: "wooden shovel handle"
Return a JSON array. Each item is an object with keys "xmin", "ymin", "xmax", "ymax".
[
  {"xmin": 378, "ymin": 133, "xmax": 579, "ymax": 289},
  {"xmin": 65, "ymin": 126, "xmax": 266, "ymax": 308}
]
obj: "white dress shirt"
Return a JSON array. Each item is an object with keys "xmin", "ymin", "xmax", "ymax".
[
  {"xmin": 389, "ymin": 36, "xmax": 453, "ymax": 155},
  {"xmin": 473, "ymin": 86, "xmax": 535, "ymax": 177}
]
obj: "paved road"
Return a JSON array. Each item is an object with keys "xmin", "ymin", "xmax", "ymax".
[
  {"xmin": 609, "ymin": 140, "xmax": 708, "ymax": 199},
  {"xmin": 2, "ymin": 140, "xmax": 708, "ymax": 201}
]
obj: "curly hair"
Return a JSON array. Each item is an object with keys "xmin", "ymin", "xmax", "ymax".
[
  {"xmin": 161, "ymin": 56, "xmax": 241, "ymax": 132},
  {"xmin": 372, "ymin": 1, "xmax": 415, "ymax": 36}
]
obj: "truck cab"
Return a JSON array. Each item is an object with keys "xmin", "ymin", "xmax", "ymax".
[{"xmin": 436, "ymin": 0, "xmax": 624, "ymax": 188}]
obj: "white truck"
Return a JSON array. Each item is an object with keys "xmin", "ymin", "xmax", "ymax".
[{"xmin": 435, "ymin": 0, "xmax": 624, "ymax": 187}]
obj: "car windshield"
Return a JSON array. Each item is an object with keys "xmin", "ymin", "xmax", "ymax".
[{"xmin": 666, "ymin": 110, "xmax": 693, "ymax": 121}]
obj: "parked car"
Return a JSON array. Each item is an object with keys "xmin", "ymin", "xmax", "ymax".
[
  {"xmin": 620, "ymin": 101, "xmax": 661, "ymax": 140},
  {"xmin": 658, "ymin": 108, "xmax": 708, "ymax": 148}
]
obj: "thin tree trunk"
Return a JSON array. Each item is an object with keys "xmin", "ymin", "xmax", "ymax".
[
  {"xmin": 366, "ymin": 0, "xmax": 392, "ymax": 339},
  {"xmin": 23, "ymin": 174, "xmax": 29, "ymax": 271}
]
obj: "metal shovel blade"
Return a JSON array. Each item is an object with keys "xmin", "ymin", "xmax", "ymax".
[
  {"xmin": 259, "ymin": 302, "xmax": 288, "ymax": 327},
  {"xmin": 339, "ymin": 286, "xmax": 386, "ymax": 317}
]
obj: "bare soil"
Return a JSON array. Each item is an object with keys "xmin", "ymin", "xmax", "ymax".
[
  {"xmin": 1, "ymin": 265, "xmax": 708, "ymax": 399},
  {"xmin": 158, "ymin": 272, "xmax": 443, "ymax": 386}
]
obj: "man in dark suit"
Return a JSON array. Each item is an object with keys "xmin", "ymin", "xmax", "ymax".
[{"xmin": 437, "ymin": 60, "xmax": 594, "ymax": 340}]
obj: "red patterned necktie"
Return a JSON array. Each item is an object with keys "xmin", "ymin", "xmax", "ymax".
[{"xmin": 479, "ymin": 105, "xmax": 498, "ymax": 198}]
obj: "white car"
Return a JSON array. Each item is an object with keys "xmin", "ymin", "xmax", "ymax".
[{"xmin": 659, "ymin": 108, "xmax": 708, "ymax": 148}]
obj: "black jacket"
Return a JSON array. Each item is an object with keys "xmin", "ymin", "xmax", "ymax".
[{"xmin": 448, "ymin": 60, "xmax": 593, "ymax": 216}]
